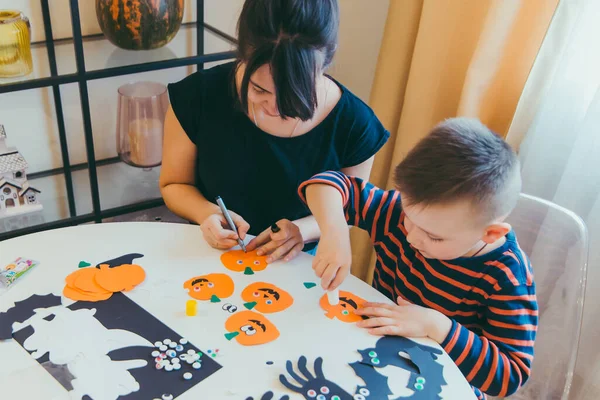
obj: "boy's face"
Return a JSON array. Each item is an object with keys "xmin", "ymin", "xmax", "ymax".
[{"xmin": 402, "ymin": 198, "xmax": 488, "ymax": 260}]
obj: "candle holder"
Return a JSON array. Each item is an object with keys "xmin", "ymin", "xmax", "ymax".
[
  {"xmin": 116, "ymin": 81, "xmax": 169, "ymax": 169},
  {"xmin": 0, "ymin": 10, "xmax": 33, "ymax": 78}
]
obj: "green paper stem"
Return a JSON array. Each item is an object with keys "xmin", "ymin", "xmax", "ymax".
[
  {"xmin": 244, "ymin": 301, "xmax": 257, "ymax": 310},
  {"xmin": 303, "ymin": 282, "xmax": 317, "ymax": 289},
  {"xmin": 244, "ymin": 267, "xmax": 254, "ymax": 275},
  {"xmin": 225, "ymin": 331, "xmax": 239, "ymax": 341},
  {"xmin": 78, "ymin": 261, "xmax": 91, "ymax": 268},
  {"xmin": 210, "ymin": 295, "xmax": 221, "ymax": 303}
]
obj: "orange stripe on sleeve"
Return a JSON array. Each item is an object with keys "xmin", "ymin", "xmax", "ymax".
[
  {"xmin": 487, "ymin": 318, "xmax": 538, "ymax": 331},
  {"xmin": 490, "ymin": 293, "xmax": 537, "ymax": 302},
  {"xmin": 503, "ymin": 250, "xmax": 520, "ymax": 264},
  {"xmin": 480, "ymin": 340, "xmax": 499, "ymax": 392},
  {"xmin": 444, "ymin": 324, "xmax": 461, "ymax": 353},
  {"xmin": 371, "ymin": 191, "xmax": 389, "ymax": 240},
  {"xmin": 498, "ymin": 353, "xmax": 512, "ymax": 397},
  {"xmin": 466, "ymin": 337, "xmax": 490, "ymax": 381},
  {"xmin": 384, "ymin": 191, "xmax": 400, "ymax": 236},
  {"xmin": 488, "ymin": 306, "xmax": 538, "ymax": 316},
  {"xmin": 455, "ymin": 330, "xmax": 475, "ymax": 366},
  {"xmin": 483, "ymin": 330, "xmax": 535, "ymax": 347},
  {"xmin": 485, "ymin": 261, "xmax": 520, "ymax": 285},
  {"xmin": 509, "ymin": 352, "xmax": 531, "ymax": 375},
  {"xmin": 362, "ymin": 187, "xmax": 376, "ymax": 221}
]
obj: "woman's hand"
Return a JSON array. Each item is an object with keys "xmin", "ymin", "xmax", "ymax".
[
  {"xmin": 200, "ymin": 211, "xmax": 250, "ymax": 250},
  {"xmin": 246, "ymin": 219, "xmax": 304, "ymax": 263}
]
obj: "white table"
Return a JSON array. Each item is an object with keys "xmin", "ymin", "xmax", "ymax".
[{"xmin": 0, "ymin": 223, "xmax": 476, "ymax": 399}]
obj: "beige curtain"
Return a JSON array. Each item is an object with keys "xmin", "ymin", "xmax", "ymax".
[{"xmin": 351, "ymin": 0, "xmax": 558, "ymax": 283}]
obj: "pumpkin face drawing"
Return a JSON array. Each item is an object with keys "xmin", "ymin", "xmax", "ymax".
[
  {"xmin": 220, "ymin": 250, "xmax": 269, "ymax": 275},
  {"xmin": 319, "ymin": 291, "xmax": 367, "ymax": 323},
  {"xmin": 224, "ymin": 311, "xmax": 279, "ymax": 346},
  {"xmin": 183, "ymin": 273, "xmax": 234, "ymax": 301},
  {"xmin": 240, "ymin": 282, "xmax": 293, "ymax": 313}
]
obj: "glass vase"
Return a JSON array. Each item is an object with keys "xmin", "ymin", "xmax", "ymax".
[
  {"xmin": 116, "ymin": 81, "xmax": 169, "ymax": 168},
  {"xmin": 0, "ymin": 10, "xmax": 33, "ymax": 78}
]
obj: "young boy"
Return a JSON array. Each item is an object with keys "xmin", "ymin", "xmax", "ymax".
[{"xmin": 298, "ymin": 118, "xmax": 537, "ymax": 399}]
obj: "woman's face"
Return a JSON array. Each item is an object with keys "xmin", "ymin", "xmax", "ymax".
[{"xmin": 245, "ymin": 64, "xmax": 281, "ymax": 117}]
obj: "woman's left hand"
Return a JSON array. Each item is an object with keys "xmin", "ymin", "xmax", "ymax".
[{"xmin": 246, "ymin": 219, "xmax": 305, "ymax": 263}]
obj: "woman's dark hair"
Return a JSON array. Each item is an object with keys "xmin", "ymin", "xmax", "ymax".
[{"xmin": 236, "ymin": 0, "xmax": 339, "ymax": 121}]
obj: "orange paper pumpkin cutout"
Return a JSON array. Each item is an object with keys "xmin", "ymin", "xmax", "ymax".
[
  {"xmin": 241, "ymin": 282, "xmax": 293, "ymax": 313},
  {"xmin": 63, "ymin": 284, "xmax": 113, "ymax": 302},
  {"xmin": 220, "ymin": 250, "xmax": 268, "ymax": 274},
  {"xmin": 63, "ymin": 258, "xmax": 146, "ymax": 303},
  {"xmin": 319, "ymin": 291, "xmax": 366, "ymax": 323},
  {"xmin": 183, "ymin": 273, "xmax": 234, "ymax": 301},
  {"xmin": 94, "ymin": 264, "xmax": 145, "ymax": 292},
  {"xmin": 224, "ymin": 310, "xmax": 279, "ymax": 346},
  {"xmin": 63, "ymin": 268, "xmax": 113, "ymax": 302},
  {"xmin": 72, "ymin": 268, "xmax": 112, "ymax": 295}
]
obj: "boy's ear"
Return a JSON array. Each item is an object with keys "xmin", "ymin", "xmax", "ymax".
[{"xmin": 482, "ymin": 222, "xmax": 511, "ymax": 244}]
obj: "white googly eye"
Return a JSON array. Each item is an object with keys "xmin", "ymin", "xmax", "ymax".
[
  {"xmin": 359, "ymin": 388, "xmax": 370, "ymax": 396},
  {"xmin": 254, "ymin": 260, "xmax": 261, "ymax": 265},
  {"xmin": 320, "ymin": 386, "xmax": 330, "ymax": 394},
  {"xmin": 266, "ymin": 299, "xmax": 273, "ymax": 305},
  {"xmin": 307, "ymin": 389, "xmax": 317, "ymax": 398},
  {"xmin": 193, "ymin": 286, "xmax": 201, "ymax": 292},
  {"xmin": 353, "ymin": 395, "xmax": 366, "ymax": 400},
  {"xmin": 237, "ymin": 260, "xmax": 243, "ymax": 264},
  {"xmin": 208, "ymin": 282, "xmax": 214, "ymax": 288},
  {"xmin": 253, "ymin": 291, "xmax": 260, "ymax": 297},
  {"xmin": 240, "ymin": 324, "xmax": 256, "ymax": 335},
  {"xmin": 317, "ymin": 395, "xmax": 326, "ymax": 400}
]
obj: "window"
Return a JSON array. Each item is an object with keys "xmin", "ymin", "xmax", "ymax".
[
  {"xmin": 3, "ymin": 187, "xmax": 10, "ymax": 195},
  {"xmin": 14, "ymin": 171, "xmax": 23, "ymax": 179},
  {"xmin": 27, "ymin": 194, "xmax": 36, "ymax": 203}
]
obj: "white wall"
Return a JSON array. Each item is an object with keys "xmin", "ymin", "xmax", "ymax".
[{"xmin": 0, "ymin": 0, "xmax": 388, "ymax": 225}]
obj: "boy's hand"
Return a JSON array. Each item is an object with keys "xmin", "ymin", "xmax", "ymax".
[
  {"xmin": 200, "ymin": 212, "xmax": 250, "ymax": 250},
  {"xmin": 312, "ymin": 229, "xmax": 352, "ymax": 291},
  {"xmin": 355, "ymin": 297, "xmax": 453, "ymax": 343},
  {"xmin": 247, "ymin": 219, "xmax": 304, "ymax": 263}
]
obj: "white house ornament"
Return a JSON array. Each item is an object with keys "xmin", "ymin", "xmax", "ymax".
[{"xmin": 0, "ymin": 124, "xmax": 42, "ymax": 219}]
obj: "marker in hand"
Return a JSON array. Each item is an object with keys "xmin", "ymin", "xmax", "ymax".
[{"xmin": 215, "ymin": 196, "xmax": 247, "ymax": 252}]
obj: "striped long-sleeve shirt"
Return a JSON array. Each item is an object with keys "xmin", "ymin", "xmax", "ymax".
[{"xmin": 298, "ymin": 171, "xmax": 538, "ymax": 399}]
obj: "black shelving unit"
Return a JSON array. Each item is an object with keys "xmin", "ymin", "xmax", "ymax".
[{"xmin": 0, "ymin": 0, "xmax": 237, "ymax": 241}]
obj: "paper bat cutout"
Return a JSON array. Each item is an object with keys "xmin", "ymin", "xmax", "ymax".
[
  {"xmin": 357, "ymin": 336, "xmax": 447, "ymax": 399},
  {"xmin": 0, "ymin": 294, "xmax": 62, "ymax": 340},
  {"xmin": 349, "ymin": 361, "xmax": 393, "ymax": 398},
  {"xmin": 279, "ymin": 356, "xmax": 353, "ymax": 400},
  {"xmin": 96, "ymin": 253, "xmax": 144, "ymax": 269}
]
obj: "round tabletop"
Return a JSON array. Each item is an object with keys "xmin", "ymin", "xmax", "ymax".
[{"xmin": 0, "ymin": 222, "xmax": 476, "ymax": 400}]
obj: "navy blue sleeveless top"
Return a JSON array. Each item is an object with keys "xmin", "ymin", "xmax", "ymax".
[{"xmin": 168, "ymin": 62, "xmax": 389, "ymax": 249}]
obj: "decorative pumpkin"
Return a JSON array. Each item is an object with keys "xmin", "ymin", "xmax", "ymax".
[
  {"xmin": 220, "ymin": 249, "xmax": 269, "ymax": 275},
  {"xmin": 224, "ymin": 311, "xmax": 280, "ymax": 346},
  {"xmin": 94, "ymin": 264, "xmax": 145, "ymax": 292},
  {"xmin": 183, "ymin": 273, "xmax": 235, "ymax": 302},
  {"xmin": 319, "ymin": 291, "xmax": 367, "ymax": 323},
  {"xmin": 241, "ymin": 282, "xmax": 293, "ymax": 313},
  {"xmin": 95, "ymin": 0, "xmax": 184, "ymax": 50}
]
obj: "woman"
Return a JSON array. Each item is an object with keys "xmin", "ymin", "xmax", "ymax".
[{"xmin": 160, "ymin": 0, "xmax": 389, "ymax": 266}]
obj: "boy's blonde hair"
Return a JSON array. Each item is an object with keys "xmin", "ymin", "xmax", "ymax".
[{"xmin": 394, "ymin": 117, "xmax": 521, "ymax": 224}]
